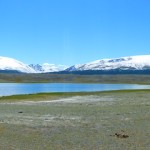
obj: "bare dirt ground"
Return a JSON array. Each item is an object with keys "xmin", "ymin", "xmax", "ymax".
[{"xmin": 0, "ymin": 90, "xmax": 150, "ymax": 150}]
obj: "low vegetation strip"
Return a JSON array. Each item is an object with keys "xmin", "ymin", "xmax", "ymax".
[
  {"xmin": 0, "ymin": 73, "xmax": 150, "ymax": 84},
  {"xmin": 0, "ymin": 89, "xmax": 150, "ymax": 102}
]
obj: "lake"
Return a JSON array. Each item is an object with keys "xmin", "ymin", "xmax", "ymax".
[{"xmin": 0, "ymin": 83, "xmax": 150, "ymax": 96}]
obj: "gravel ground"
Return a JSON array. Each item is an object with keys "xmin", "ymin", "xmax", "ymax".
[{"xmin": 0, "ymin": 91, "xmax": 150, "ymax": 150}]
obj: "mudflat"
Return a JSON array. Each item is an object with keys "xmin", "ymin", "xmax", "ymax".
[{"xmin": 0, "ymin": 90, "xmax": 149, "ymax": 150}]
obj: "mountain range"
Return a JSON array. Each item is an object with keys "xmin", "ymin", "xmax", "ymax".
[
  {"xmin": 0, "ymin": 55, "xmax": 150, "ymax": 74},
  {"xmin": 66, "ymin": 55, "xmax": 150, "ymax": 71}
]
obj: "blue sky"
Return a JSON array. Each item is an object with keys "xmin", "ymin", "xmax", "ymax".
[{"xmin": 0, "ymin": 0, "xmax": 150, "ymax": 66}]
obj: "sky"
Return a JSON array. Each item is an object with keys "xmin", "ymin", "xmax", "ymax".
[{"xmin": 0, "ymin": 0, "xmax": 150, "ymax": 66}]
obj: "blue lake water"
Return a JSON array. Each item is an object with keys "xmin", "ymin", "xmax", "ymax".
[{"xmin": 0, "ymin": 83, "xmax": 150, "ymax": 96}]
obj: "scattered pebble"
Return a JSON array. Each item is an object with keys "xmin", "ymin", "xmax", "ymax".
[{"xmin": 115, "ymin": 133, "xmax": 129, "ymax": 138}]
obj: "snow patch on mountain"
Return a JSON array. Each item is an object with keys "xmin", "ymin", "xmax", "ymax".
[{"xmin": 29, "ymin": 63, "xmax": 68, "ymax": 73}]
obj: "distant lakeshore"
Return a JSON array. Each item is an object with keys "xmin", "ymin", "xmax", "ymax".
[{"xmin": 0, "ymin": 73, "xmax": 150, "ymax": 85}]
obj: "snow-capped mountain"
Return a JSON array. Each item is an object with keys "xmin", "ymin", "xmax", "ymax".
[
  {"xmin": 0, "ymin": 56, "xmax": 67, "ymax": 73},
  {"xmin": 66, "ymin": 55, "xmax": 150, "ymax": 71},
  {"xmin": 0, "ymin": 56, "xmax": 36, "ymax": 73},
  {"xmin": 29, "ymin": 63, "xmax": 67, "ymax": 73}
]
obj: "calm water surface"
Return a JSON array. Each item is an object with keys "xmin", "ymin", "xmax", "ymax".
[{"xmin": 0, "ymin": 83, "xmax": 150, "ymax": 96}]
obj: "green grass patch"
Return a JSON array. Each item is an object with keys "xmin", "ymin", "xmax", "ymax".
[{"xmin": 0, "ymin": 89, "xmax": 150, "ymax": 102}]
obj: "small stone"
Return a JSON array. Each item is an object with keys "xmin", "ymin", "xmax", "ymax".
[{"xmin": 115, "ymin": 133, "xmax": 129, "ymax": 138}]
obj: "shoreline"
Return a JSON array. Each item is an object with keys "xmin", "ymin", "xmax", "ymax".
[{"xmin": 0, "ymin": 89, "xmax": 150, "ymax": 102}]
